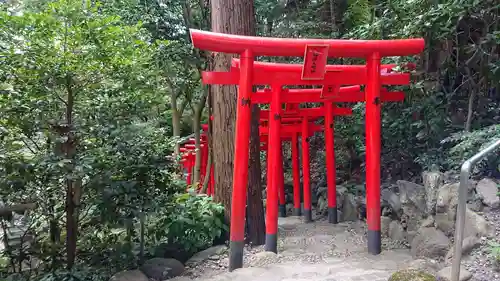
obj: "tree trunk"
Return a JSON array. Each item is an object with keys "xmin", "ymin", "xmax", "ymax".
[
  {"xmin": 202, "ymin": 85, "xmax": 214, "ymax": 193},
  {"xmin": 61, "ymin": 74, "xmax": 80, "ymax": 270},
  {"xmin": 172, "ymin": 106, "xmax": 181, "ymax": 160},
  {"xmin": 246, "ymin": 105, "xmax": 265, "ymax": 245},
  {"xmin": 193, "ymin": 90, "xmax": 208, "ymax": 184},
  {"xmin": 211, "ymin": 0, "xmax": 262, "ymax": 232}
]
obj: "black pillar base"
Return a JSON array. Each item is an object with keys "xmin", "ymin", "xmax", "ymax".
[
  {"xmin": 279, "ymin": 205, "xmax": 287, "ymax": 217},
  {"xmin": 293, "ymin": 207, "xmax": 301, "ymax": 216},
  {"xmin": 264, "ymin": 234, "xmax": 278, "ymax": 253},
  {"xmin": 303, "ymin": 209, "xmax": 313, "ymax": 223},
  {"xmin": 368, "ymin": 230, "xmax": 381, "ymax": 255},
  {"xmin": 229, "ymin": 240, "xmax": 245, "ymax": 271},
  {"xmin": 328, "ymin": 207, "xmax": 338, "ymax": 224}
]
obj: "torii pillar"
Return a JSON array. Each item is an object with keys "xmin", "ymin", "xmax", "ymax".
[{"xmin": 366, "ymin": 52, "xmax": 382, "ymax": 254}]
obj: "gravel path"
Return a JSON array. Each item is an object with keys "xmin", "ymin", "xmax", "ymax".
[
  {"xmin": 176, "ymin": 208, "xmax": 500, "ymax": 281},
  {"xmin": 175, "ymin": 216, "xmax": 414, "ymax": 281},
  {"xmin": 463, "ymin": 207, "xmax": 500, "ymax": 281}
]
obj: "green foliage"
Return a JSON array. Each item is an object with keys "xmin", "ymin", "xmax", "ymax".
[
  {"xmin": 488, "ymin": 240, "xmax": 500, "ymax": 270},
  {"xmin": 0, "ymin": 0, "xmax": 222, "ymax": 279},
  {"xmin": 148, "ymin": 192, "xmax": 227, "ymax": 254},
  {"xmin": 441, "ymin": 124, "xmax": 500, "ymax": 173},
  {"xmin": 0, "ymin": 0, "xmax": 498, "ymax": 279}
]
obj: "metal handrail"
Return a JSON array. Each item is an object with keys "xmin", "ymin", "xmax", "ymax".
[{"xmin": 451, "ymin": 139, "xmax": 500, "ymax": 281}]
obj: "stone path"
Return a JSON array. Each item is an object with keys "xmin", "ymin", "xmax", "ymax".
[{"xmin": 175, "ymin": 216, "xmax": 417, "ymax": 281}]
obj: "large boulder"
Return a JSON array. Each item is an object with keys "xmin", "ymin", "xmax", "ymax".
[
  {"xmin": 398, "ymin": 180, "xmax": 427, "ymax": 213},
  {"xmin": 186, "ymin": 245, "xmax": 228, "ymax": 266},
  {"xmin": 382, "ymin": 188, "xmax": 402, "ymax": 213},
  {"xmin": 410, "ymin": 227, "xmax": 450, "ymax": 259},
  {"xmin": 436, "ymin": 183, "xmax": 459, "ymax": 219},
  {"xmin": 316, "ymin": 193, "xmax": 328, "ymax": 216},
  {"xmin": 463, "ymin": 207, "xmax": 492, "ymax": 237},
  {"xmin": 422, "ymin": 171, "xmax": 444, "ymax": 215},
  {"xmin": 475, "ymin": 178, "xmax": 499, "ymax": 209},
  {"xmin": 110, "ymin": 270, "xmax": 149, "ymax": 281},
  {"xmin": 435, "ymin": 206, "xmax": 492, "ymax": 238},
  {"xmin": 341, "ymin": 193, "xmax": 358, "ymax": 222},
  {"xmin": 401, "ymin": 202, "xmax": 427, "ymax": 232},
  {"xmin": 388, "ymin": 269, "xmax": 436, "ymax": 281},
  {"xmin": 316, "ymin": 185, "xmax": 347, "ymax": 217},
  {"xmin": 140, "ymin": 258, "xmax": 185, "ymax": 280},
  {"xmin": 389, "ymin": 220, "xmax": 406, "ymax": 242},
  {"xmin": 444, "ymin": 236, "xmax": 480, "ymax": 263},
  {"xmin": 398, "ymin": 180, "xmax": 428, "ymax": 232}
]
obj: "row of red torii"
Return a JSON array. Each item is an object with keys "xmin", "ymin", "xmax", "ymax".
[
  {"xmin": 180, "ymin": 78, "xmax": 407, "ymax": 204},
  {"xmin": 187, "ymin": 29, "xmax": 425, "ymax": 271}
]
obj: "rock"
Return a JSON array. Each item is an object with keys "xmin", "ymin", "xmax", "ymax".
[
  {"xmin": 311, "ymin": 184, "xmax": 319, "ymax": 205},
  {"xmin": 401, "ymin": 202, "xmax": 426, "ymax": 232},
  {"xmin": 421, "ymin": 216, "xmax": 435, "ymax": 228},
  {"xmin": 398, "ymin": 180, "xmax": 429, "ymax": 232},
  {"xmin": 406, "ymin": 259, "xmax": 441, "ymax": 275},
  {"xmin": 336, "ymin": 209, "xmax": 343, "ymax": 222},
  {"xmin": 410, "ymin": 227, "xmax": 450, "ymax": 259},
  {"xmin": 436, "ymin": 206, "xmax": 491, "ymax": 238},
  {"xmin": 437, "ymin": 265, "xmax": 472, "ymax": 281},
  {"xmin": 388, "ymin": 269, "xmax": 437, "ymax": 281},
  {"xmin": 389, "ymin": 220, "xmax": 406, "ymax": 241},
  {"xmin": 467, "ymin": 199, "xmax": 483, "ymax": 212},
  {"xmin": 316, "ymin": 185, "xmax": 327, "ymax": 197},
  {"xmin": 140, "ymin": 258, "xmax": 185, "ymax": 280},
  {"xmin": 434, "ymin": 213, "xmax": 454, "ymax": 237},
  {"xmin": 341, "ymin": 193, "xmax": 358, "ymax": 222},
  {"xmin": 407, "ymin": 231, "xmax": 417, "ymax": 245},
  {"xmin": 382, "ymin": 189, "xmax": 402, "ymax": 213},
  {"xmin": 110, "ymin": 270, "xmax": 148, "ymax": 281},
  {"xmin": 398, "ymin": 180, "xmax": 427, "ymax": 213},
  {"xmin": 422, "ymin": 171, "xmax": 444, "ymax": 215},
  {"xmin": 381, "ymin": 216, "xmax": 392, "ymax": 237},
  {"xmin": 186, "ymin": 245, "xmax": 228, "ymax": 265},
  {"xmin": 251, "ymin": 251, "xmax": 278, "ymax": 266},
  {"xmin": 463, "ymin": 207, "xmax": 492, "ymax": 237},
  {"xmin": 444, "ymin": 236, "xmax": 480, "ymax": 262},
  {"xmin": 316, "ymin": 193, "xmax": 328, "ymax": 216},
  {"xmin": 436, "ymin": 183, "xmax": 459, "ymax": 219},
  {"xmin": 336, "ymin": 185, "xmax": 348, "ymax": 210},
  {"xmin": 6, "ymin": 273, "xmax": 25, "ymax": 281},
  {"xmin": 476, "ymin": 178, "xmax": 499, "ymax": 209}
]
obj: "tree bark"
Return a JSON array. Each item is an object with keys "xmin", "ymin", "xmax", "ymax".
[
  {"xmin": 193, "ymin": 89, "xmax": 208, "ymax": 184},
  {"xmin": 246, "ymin": 105, "xmax": 265, "ymax": 245},
  {"xmin": 211, "ymin": 0, "xmax": 264, "ymax": 244},
  {"xmin": 171, "ymin": 104, "xmax": 182, "ymax": 160}
]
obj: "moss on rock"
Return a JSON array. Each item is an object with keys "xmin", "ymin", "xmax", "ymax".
[{"xmin": 388, "ymin": 269, "xmax": 437, "ymax": 281}]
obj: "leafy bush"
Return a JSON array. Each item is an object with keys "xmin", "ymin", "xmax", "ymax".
[
  {"xmin": 147, "ymin": 191, "xmax": 227, "ymax": 255},
  {"xmin": 441, "ymin": 124, "xmax": 500, "ymax": 175}
]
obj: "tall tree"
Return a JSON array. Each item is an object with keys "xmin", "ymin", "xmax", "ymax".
[{"xmin": 211, "ymin": 0, "xmax": 265, "ymax": 244}]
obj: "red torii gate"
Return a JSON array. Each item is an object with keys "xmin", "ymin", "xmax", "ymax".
[
  {"xmin": 260, "ymin": 117, "xmax": 323, "ymax": 218},
  {"xmin": 260, "ymin": 105, "xmax": 352, "ymax": 219},
  {"xmin": 190, "ymin": 29, "xmax": 425, "ymax": 270},
  {"xmin": 180, "ymin": 126, "xmax": 215, "ymax": 196},
  {"xmin": 228, "ymin": 63, "xmax": 409, "ymax": 223}
]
